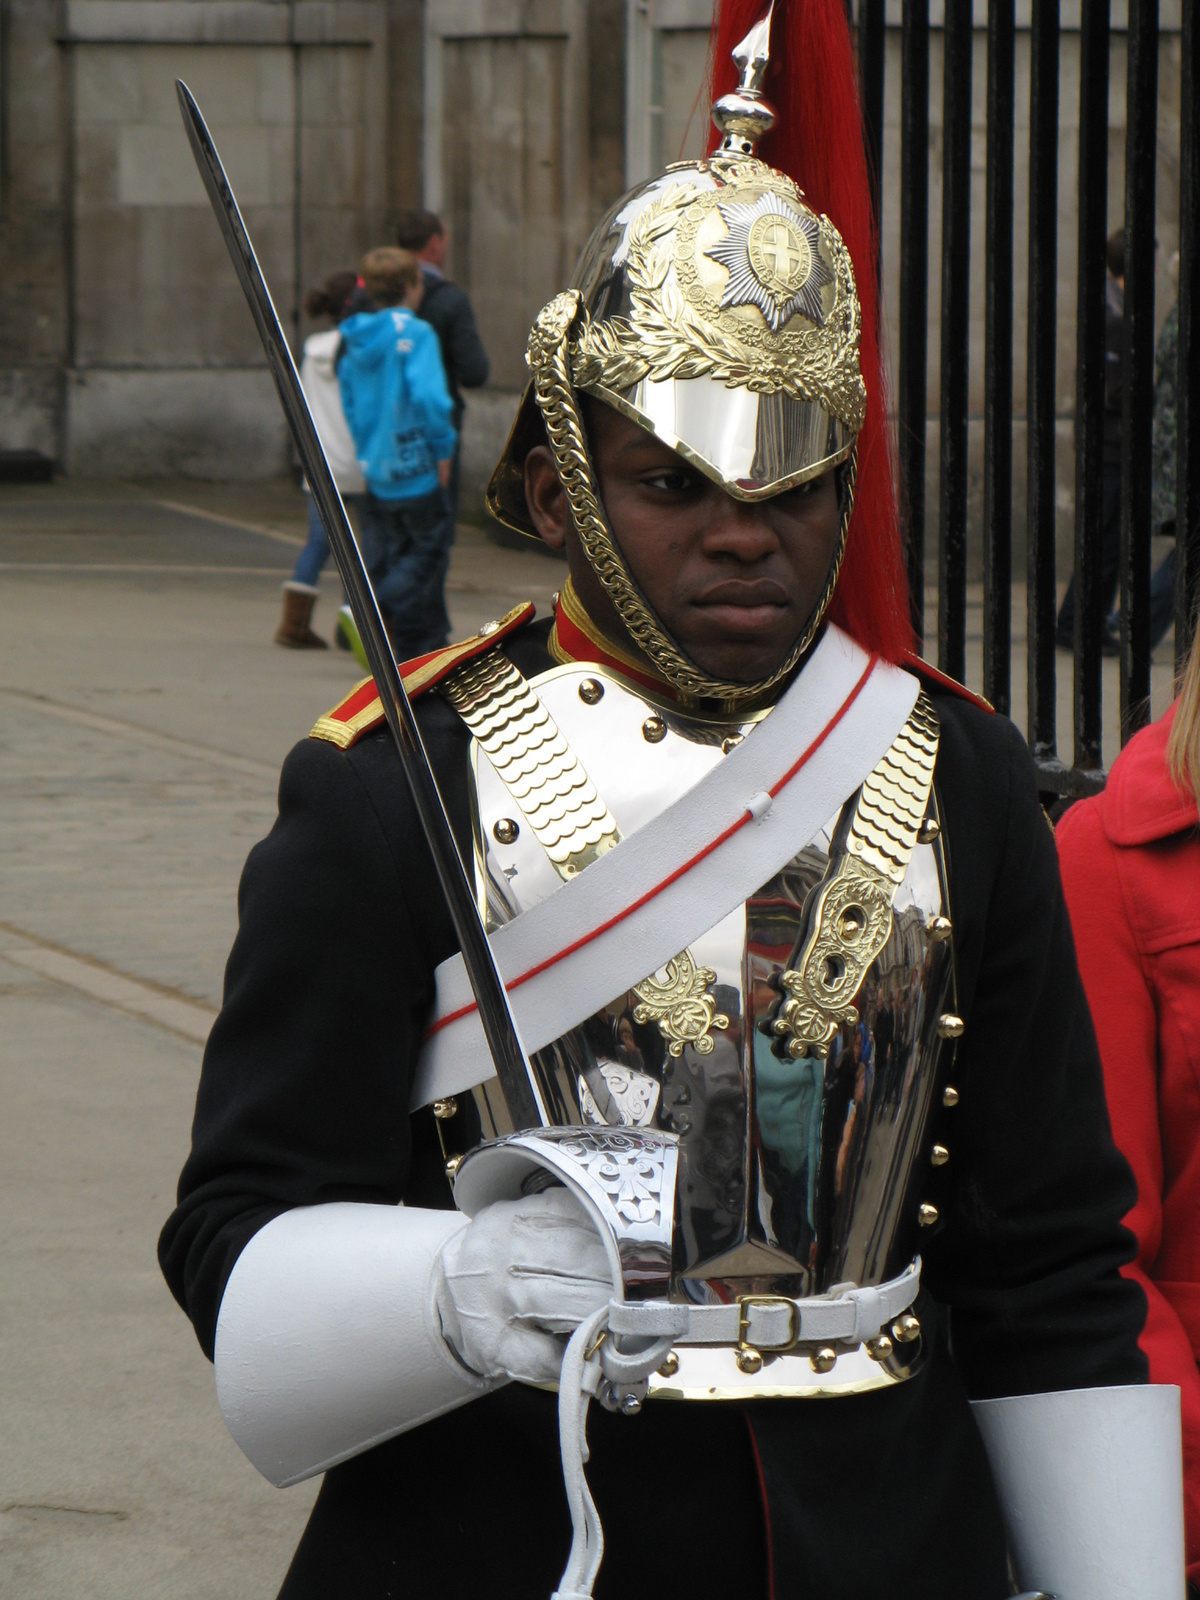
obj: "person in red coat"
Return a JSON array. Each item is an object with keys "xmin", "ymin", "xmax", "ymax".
[{"xmin": 1058, "ymin": 622, "xmax": 1200, "ymax": 1587}]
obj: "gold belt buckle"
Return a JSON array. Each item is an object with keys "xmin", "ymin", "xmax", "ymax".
[{"xmin": 736, "ymin": 1293, "xmax": 801, "ymax": 1355}]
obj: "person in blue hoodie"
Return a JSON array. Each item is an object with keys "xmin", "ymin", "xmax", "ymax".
[{"xmin": 338, "ymin": 248, "xmax": 457, "ymax": 659}]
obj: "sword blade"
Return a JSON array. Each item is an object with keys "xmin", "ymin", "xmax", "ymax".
[{"xmin": 175, "ymin": 79, "xmax": 546, "ymax": 1130}]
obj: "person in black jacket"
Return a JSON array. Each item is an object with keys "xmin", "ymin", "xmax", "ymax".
[
  {"xmin": 159, "ymin": 606, "xmax": 1147, "ymax": 1600},
  {"xmin": 396, "ymin": 209, "xmax": 490, "ymax": 644},
  {"xmin": 1055, "ymin": 226, "xmax": 1130, "ymax": 652}
]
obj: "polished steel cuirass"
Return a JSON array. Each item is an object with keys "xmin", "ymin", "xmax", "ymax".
[{"xmin": 452, "ymin": 657, "xmax": 959, "ymax": 1397}]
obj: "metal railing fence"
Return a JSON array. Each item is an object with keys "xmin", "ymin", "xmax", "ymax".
[{"xmin": 856, "ymin": 1, "xmax": 1200, "ymax": 803}]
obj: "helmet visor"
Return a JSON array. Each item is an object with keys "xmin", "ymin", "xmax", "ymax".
[{"xmin": 586, "ymin": 372, "xmax": 854, "ymax": 500}]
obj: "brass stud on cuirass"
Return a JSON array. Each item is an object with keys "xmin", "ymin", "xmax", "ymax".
[
  {"xmin": 927, "ymin": 914, "xmax": 953, "ymax": 942},
  {"xmin": 917, "ymin": 815, "xmax": 941, "ymax": 844},
  {"xmin": 736, "ymin": 1348, "xmax": 764, "ymax": 1374},
  {"xmin": 642, "ymin": 715, "xmax": 667, "ymax": 743},
  {"xmin": 937, "ymin": 1013, "xmax": 964, "ymax": 1039},
  {"xmin": 810, "ymin": 1347, "xmax": 838, "ymax": 1374},
  {"xmin": 579, "ymin": 677, "xmax": 604, "ymax": 704},
  {"xmin": 657, "ymin": 1351, "xmax": 680, "ymax": 1378},
  {"xmin": 493, "ymin": 818, "xmax": 520, "ymax": 845},
  {"xmin": 918, "ymin": 1203, "xmax": 939, "ymax": 1227},
  {"xmin": 866, "ymin": 1333, "xmax": 893, "ymax": 1361},
  {"xmin": 942, "ymin": 1085, "xmax": 960, "ymax": 1108},
  {"xmin": 930, "ymin": 1143, "xmax": 949, "ymax": 1166},
  {"xmin": 432, "ymin": 1098, "xmax": 458, "ymax": 1120},
  {"xmin": 893, "ymin": 1313, "xmax": 921, "ymax": 1344}
]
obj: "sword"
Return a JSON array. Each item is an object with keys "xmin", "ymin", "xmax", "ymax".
[{"xmin": 175, "ymin": 79, "xmax": 546, "ymax": 1130}]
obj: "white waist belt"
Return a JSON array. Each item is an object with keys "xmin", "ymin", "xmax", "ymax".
[
  {"xmin": 551, "ymin": 1258, "xmax": 924, "ymax": 1600},
  {"xmin": 604, "ymin": 1258, "xmax": 921, "ymax": 1354}
]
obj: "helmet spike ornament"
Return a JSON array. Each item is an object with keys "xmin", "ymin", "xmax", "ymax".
[
  {"xmin": 711, "ymin": 2, "xmax": 777, "ymax": 155},
  {"xmin": 487, "ymin": 0, "xmax": 912, "ymax": 704}
]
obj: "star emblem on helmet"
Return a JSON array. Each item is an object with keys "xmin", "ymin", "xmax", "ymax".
[{"xmin": 705, "ymin": 192, "xmax": 833, "ymax": 332}]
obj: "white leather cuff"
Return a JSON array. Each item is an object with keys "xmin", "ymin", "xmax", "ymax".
[
  {"xmin": 971, "ymin": 1383, "xmax": 1185, "ymax": 1600},
  {"xmin": 214, "ymin": 1203, "xmax": 490, "ymax": 1487}
]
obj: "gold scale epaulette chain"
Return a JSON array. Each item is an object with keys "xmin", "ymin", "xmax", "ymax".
[
  {"xmin": 768, "ymin": 691, "xmax": 941, "ymax": 1060},
  {"xmin": 442, "ymin": 648, "xmax": 729, "ymax": 1057}
]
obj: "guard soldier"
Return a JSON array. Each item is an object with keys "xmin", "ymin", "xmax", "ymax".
[{"xmin": 161, "ymin": 3, "xmax": 1184, "ymax": 1596}]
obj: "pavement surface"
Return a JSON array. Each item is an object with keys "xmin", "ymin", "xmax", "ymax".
[
  {"xmin": 0, "ymin": 475, "xmax": 1178, "ymax": 1598},
  {"xmin": 0, "ymin": 477, "xmax": 563, "ymax": 1600}
]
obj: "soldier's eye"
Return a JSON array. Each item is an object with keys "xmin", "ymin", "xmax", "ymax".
[{"xmin": 644, "ymin": 469, "xmax": 695, "ymax": 494}]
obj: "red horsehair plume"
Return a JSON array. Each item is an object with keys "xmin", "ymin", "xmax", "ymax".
[{"xmin": 707, "ymin": 0, "xmax": 914, "ymax": 663}]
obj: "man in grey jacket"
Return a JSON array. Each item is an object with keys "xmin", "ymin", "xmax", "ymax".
[{"xmin": 396, "ymin": 210, "xmax": 490, "ymax": 645}]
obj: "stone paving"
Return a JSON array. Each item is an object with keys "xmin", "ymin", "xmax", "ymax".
[
  {"xmin": 0, "ymin": 475, "xmax": 1178, "ymax": 1597},
  {"xmin": 0, "ymin": 477, "xmax": 562, "ymax": 1599}
]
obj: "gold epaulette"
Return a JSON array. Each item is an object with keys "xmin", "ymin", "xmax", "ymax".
[{"xmin": 309, "ymin": 601, "xmax": 537, "ymax": 750}]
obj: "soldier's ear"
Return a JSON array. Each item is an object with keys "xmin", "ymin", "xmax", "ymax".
[{"xmin": 524, "ymin": 445, "xmax": 569, "ymax": 552}]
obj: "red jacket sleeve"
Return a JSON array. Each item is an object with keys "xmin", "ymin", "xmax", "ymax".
[{"xmin": 1058, "ymin": 799, "xmax": 1200, "ymax": 1578}]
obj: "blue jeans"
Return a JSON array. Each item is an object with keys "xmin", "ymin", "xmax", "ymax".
[
  {"xmin": 424, "ymin": 446, "xmax": 461, "ymax": 643},
  {"xmin": 294, "ymin": 492, "xmax": 368, "ymax": 588},
  {"xmin": 360, "ymin": 488, "xmax": 454, "ymax": 658}
]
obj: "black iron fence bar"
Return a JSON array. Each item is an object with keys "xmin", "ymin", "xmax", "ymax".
[
  {"xmin": 858, "ymin": 0, "xmax": 886, "ymax": 282},
  {"xmin": 1120, "ymin": 0, "xmax": 1159, "ymax": 739},
  {"xmin": 1072, "ymin": 0, "xmax": 1111, "ymax": 772},
  {"xmin": 937, "ymin": 0, "xmax": 972, "ymax": 684},
  {"xmin": 1179, "ymin": 0, "xmax": 1200, "ymax": 664},
  {"xmin": 899, "ymin": 0, "xmax": 930, "ymax": 645},
  {"xmin": 982, "ymin": 0, "xmax": 1015, "ymax": 715},
  {"xmin": 1026, "ymin": 0, "xmax": 1060, "ymax": 763}
]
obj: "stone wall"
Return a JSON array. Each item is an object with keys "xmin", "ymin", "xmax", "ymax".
[
  {"xmin": 0, "ymin": 0, "xmax": 1187, "ymax": 526},
  {"xmin": 423, "ymin": 0, "xmax": 627, "ymax": 517},
  {"xmin": 0, "ymin": 0, "xmax": 402, "ymax": 477},
  {"xmin": 0, "ymin": 0, "xmax": 72, "ymax": 460}
]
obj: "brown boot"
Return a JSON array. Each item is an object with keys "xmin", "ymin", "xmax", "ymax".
[{"xmin": 274, "ymin": 582, "xmax": 329, "ymax": 649}]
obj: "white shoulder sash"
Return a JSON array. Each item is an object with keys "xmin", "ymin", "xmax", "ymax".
[{"xmin": 412, "ymin": 627, "xmax": 920, "ymax": 1110}]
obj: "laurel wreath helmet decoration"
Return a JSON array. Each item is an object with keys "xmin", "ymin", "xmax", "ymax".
[{"xmin": 569, "ymin": 163, "xmax": 866, "ymax": 430}]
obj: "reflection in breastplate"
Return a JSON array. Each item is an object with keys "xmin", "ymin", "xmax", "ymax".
[{"xmin": 456, "ymin": 657, "xmax": 959, "ymax": 1398}]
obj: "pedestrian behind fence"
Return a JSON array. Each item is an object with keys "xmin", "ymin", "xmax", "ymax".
[
  {"xmin": 1146, "ymin": 255, "xmax": 1183, "ymax": 652},
  {"xmin": 337, "ymin": 247, "xmax": 457, "ymax": 662},
  {"xmin": 1056, "ymin": 226, "xmax": 1129, "ymax": 653},
  {"xmin": 395, "ymin": 209, "xmax": 489, "ymax": 644},
  {"xmin": 275, "ymin": 270, "xmax": 369, "ymax": 650}
]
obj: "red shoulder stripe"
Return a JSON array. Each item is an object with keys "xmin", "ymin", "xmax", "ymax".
[
  {"xmin": 310, "ymin": 601, "xmax": 536, "ymax": 749},
  {"xmin": 903, "ymin": 652, "xmax": 995, "ymax": 715}
]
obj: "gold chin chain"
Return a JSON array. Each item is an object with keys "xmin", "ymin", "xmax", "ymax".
[{"xmin": 527, "ymin": 291, "xmax": 857, "ymax": 715}]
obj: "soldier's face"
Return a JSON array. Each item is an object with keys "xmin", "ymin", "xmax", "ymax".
[{"xmin": 525, "ymin": 401, "xmax": 842, "ymax": 683}]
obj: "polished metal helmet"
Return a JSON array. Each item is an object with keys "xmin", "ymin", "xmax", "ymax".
[{"xmin": 487, "ymin": 5, "xmax": 867, "ymax": 709}]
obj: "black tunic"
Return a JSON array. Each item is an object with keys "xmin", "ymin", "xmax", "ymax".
[{"xmin": 159, "ymin": 619, "xmax": 1147, "ymax": 1600}]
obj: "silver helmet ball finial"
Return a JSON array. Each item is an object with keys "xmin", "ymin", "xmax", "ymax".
[{"xmin": 712, "ymin": 2, "xmax": 778, "ymax": 156}]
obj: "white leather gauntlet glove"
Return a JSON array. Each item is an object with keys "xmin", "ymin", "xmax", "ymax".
[{"xmin": 434, "ymin": 1187, "xmax": 615, "ymax": 1385}]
